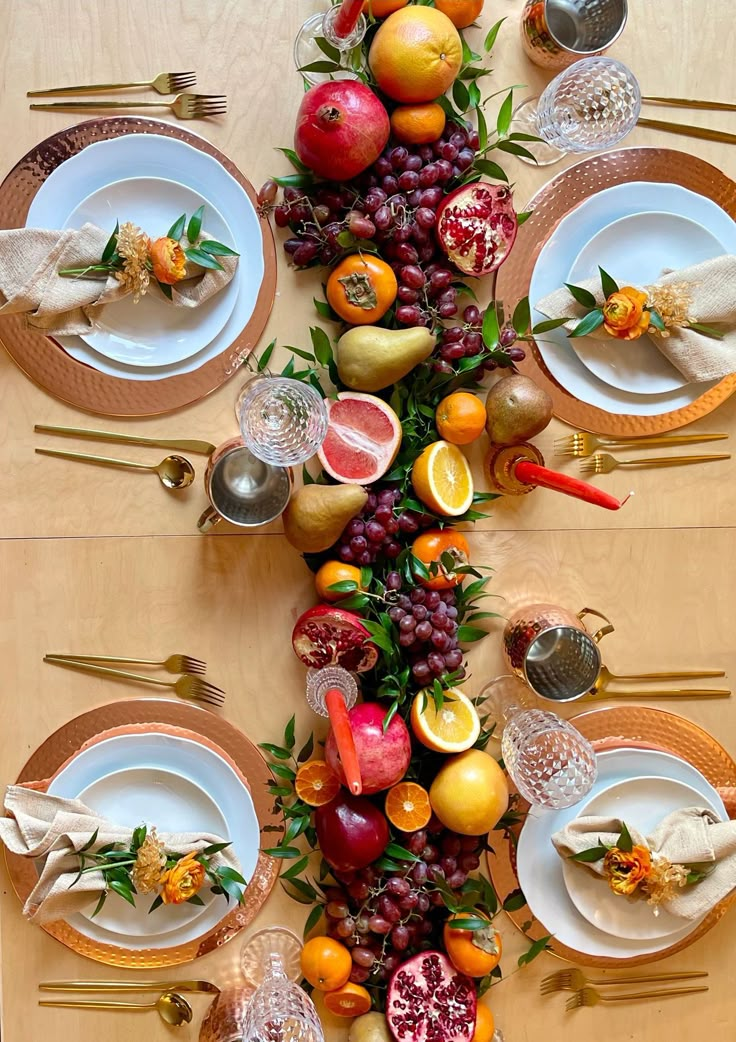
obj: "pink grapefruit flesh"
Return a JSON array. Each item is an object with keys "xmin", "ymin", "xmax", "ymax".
[{"xmin": 318, "ymin": 392, "xmax": 402, "ymax": 484}]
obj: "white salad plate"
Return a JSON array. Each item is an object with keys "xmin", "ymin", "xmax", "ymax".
[
  {"xmin": 63, "ymin": 177, "xmax": 238, "ymax": 368},
  {"xmin": 27, "ymin": 133, "xmax": 264, "ymax": 381},
  {"xmin": 516, "ymin": 747, "xmax": 727, "ymax": 960},
  {"xmin": 561, "ymin": 775, "xmax": 719, "ymax": 941},
  {"xmin": 566, "ymin": 212, "xmax": 726, "ymax": 395},
  {"xmin": 530, "ymin": 181, "xmax": 736, "ymax": 414},
  {"xmin": 48, "ymin": 732, "xmax": 259, "ymax": 949}
]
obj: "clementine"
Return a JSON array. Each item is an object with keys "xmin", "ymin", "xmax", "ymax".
[
  {"xmin": 434, "ymin": 0, "xmax": 485, "ymax": 29},
  {"xmin": 323, "ymin": 982, "xmax": 372, "ymax": 1016},
  {"xmin": 435, "ymin": 392, "xmax": 487, "ymax": 445},
  {"xmin": 315, "ymin": 560, "xmax": 364, "ymax": 603},
  {"xmin": 472, "ymin": 1003, "xmax": 495, "ymax": 1042},
  {"xmin": 385, "ymin": 781, "xmax": 432, "ymax": 831},
  {"xmin": 369, "ymin": 7, "xmax": 463, "ymax": 104},
  {"xmin": 300, "ymin": 936, "xmax": 352, "ymax": 991},
  {"xmin": 295, "ymin": 760, "xmax": 341, "ymax": 807},
  {"xmin": 390, "ymin": 102, "xmax": 447, "ymax": 145},
  {"xmin": 362, "ymin": 0, "xmax": 409, "ymax": 16},
  {"xmin": 326, "ymin": 254, "xmax": 397, "ymax": 325}
]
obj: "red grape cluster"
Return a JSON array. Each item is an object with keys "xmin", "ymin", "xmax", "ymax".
[
  {"xmin": 435, "ymin": 304, "xmax": 527, "ymax": 374},
  {"xmin": 324, "ymin": 823, "xmax": 484, "ymax": 984},
  {"xmin": 385, "ymin": 572, "xmax": 465, "ymax": 681},
  {"xmin": 336, "ymin": 489, "xmax": 435, "ymax": 565}
]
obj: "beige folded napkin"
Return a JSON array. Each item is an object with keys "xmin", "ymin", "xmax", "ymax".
[
  {"xmin": 0, "ymin": 223, "xmax": 237, "ymax": 336},
  {"xmin": 553, "ymin": 807, "xmax": 736, "ymax": 920},
  {"xmin": 0, "ymin": 784, "xmax": 242, "ymax": 924},
  {"xmin": 535, "ymin": 255, "xmax": 736, "ymax": 383}
]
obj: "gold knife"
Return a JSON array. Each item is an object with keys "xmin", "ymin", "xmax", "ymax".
[
  {"xmin": 637, "ymin": 117, "xmax": 736, "ymax": 146},
  {"xmin": 643, "ymin": 96, "xmax": 736, "ymax": 113},
  {"xmin": 40, "ymin": 980, "xmax": 219, "ymax": 993},
  {"xmin": 34, "ymin": 424, "xmax": 215, "ymax": 456}
]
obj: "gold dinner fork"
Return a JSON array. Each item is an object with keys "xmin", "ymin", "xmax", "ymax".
[
  {"xmin": 29, "ymin": 93, "xmax": 227, "ymax": 120},
  {"xmin": 45, "ymin": 653, "xmax": 207, "ymax": 676},
  {"xmin": 580, "ymin": 452, "xmax": 731, "ymax": 475},
  {"xmin": 542, "ymin": 968, "xmax": 707, "ymax": 995},
  {"xmin": 28, "ymin": 71, "xmax": 197, "ymax": 96},
  {"xmin": 566, "ymin": 984, "xmax": 708, "ymax": 1011},
  {"xmin": 554, "ymin": 431, "xmax": 727, "ymax": 458},
  {"xmin": 44, "ymin": 656, "xmax": 225, "ymax": 707}
]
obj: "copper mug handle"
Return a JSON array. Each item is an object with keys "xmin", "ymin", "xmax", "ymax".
[
  {"xmin": 577, "ymin": 607, "xmax": 615, "ymax": 643},
  {"xmin": 197, "ymin": 505, "xmax": 222, "ymax": 534}
]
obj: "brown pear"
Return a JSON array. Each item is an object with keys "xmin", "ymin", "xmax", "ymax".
[
  {"xmin": 283, "ymin": 483, "xmax": 368, "ymax": 553},
  {"xmin": 485, "ymin": 374, "xmax": 553, "ymax": 446}
]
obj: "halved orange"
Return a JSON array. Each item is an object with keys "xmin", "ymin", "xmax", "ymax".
[
  {"xmin": 411, "ymin": 440, "xmax": 473, "ymax": 516},
  {"xmin": 295, "ymin": 760, "xmax": 341, "ymax": 807},
  {"xmin": 410, "ymin": 687, "xmax": 480, "ymax": 753},
  {"xmin": 323, "ymin": 982, "xmax": 372, "ymax": 1016},
  {"xmin": 385, "ymin": 781, "xmax": 432, "ymax": 831}
]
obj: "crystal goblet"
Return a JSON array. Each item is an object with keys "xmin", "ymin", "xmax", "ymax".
[
  {"xmin": 242, "ymin": 952, "xmax": 324, "ymax": 1042},
  {"xmin": 294, "ymin": 2, "xmax": 367, "ymax": 86},
  {"xmin": 236, "ymin": 375, "xmax": 328, "ymax": 468}
]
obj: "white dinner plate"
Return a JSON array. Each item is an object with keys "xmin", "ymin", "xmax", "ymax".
[
  {"xmin": 63, "ymin": 177, "xmax": 238, "ymax": 367},
  {"xmin": 561, "ymin": 775, "xmax": 719, "ymax": 941},
  {"xmin": 530, "ymin": 181, "xmax": 736, "ymax": 414},
  {"xmin": 516, "ymin": 747, "xmax": 726, "ymax": 960},
  {"xmin": 566, "ymin": 212, "xmax": 726, "ymax": 394},
  {"xmin": 49, "ymin": 732, "xmax": 260, "ymax": 949},
  {"xmin": 27, "ymin": 133, "xmax": 264, "ymax": 381}
]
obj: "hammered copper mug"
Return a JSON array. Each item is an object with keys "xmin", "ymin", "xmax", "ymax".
[
  {"xmin": 521, "ymin": 0, "xmax": 628, "ymax": 70},
  {"xmin": 503, "ymin": 603, "xmax": 614, "ymax": 702},
  {"xmin": 197, "ymin": 437, "xmax": 292, "ymax": 533}
]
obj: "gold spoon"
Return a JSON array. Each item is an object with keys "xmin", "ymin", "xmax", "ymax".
[
  {"xmin": 39, "ymin": 990, "xmax": 193, "ymax": 1025},
  {"xmin": 35, "ymin": 447, "xmax": 195, "ymax": 490}
]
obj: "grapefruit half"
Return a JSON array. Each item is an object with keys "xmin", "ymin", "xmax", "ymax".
[{"xmin": 318, "ymin": 392, "xmax": 402, "ymax": 484}]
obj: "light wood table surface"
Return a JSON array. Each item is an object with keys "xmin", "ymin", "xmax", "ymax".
[{"xmin": 1, "ymin": 1, "xmax": 735, "ymax": 1040}]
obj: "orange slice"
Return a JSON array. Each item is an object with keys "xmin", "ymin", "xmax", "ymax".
[
  {"xmin": 411, "ymin": 440, "xmax": 473, "ymax": 516},
  {"xmin": 295, "ymin": 760, "xmax": 341, "ymax": 807},
  {"xmin": 410, "ymin": 687, "xmax": 480, "ymax": 753},
  {"xmin": 323, "ymin": 982, "xmax": 372, "ymax": 1017},
  {"xmin": 385, "ymin": 781, "xmax": 432, "ymax": 831}
]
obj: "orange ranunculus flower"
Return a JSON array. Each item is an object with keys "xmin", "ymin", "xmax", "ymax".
[
  {"xmin": 603, "ymin": 286, "xmax": 651, "ymax": 340},
  {"xmin": 150, "ymin": 236, "xmax": 187, "ymax": 285},
  {"xmin": 160, "ymin": 851, "xmax": 206, "ymax": 904},
  {"xmin": 603, "ymin": 845, "xmax": 652, "ymax": 896}
]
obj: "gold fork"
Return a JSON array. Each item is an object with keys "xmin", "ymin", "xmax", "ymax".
[
  {"xmin": 581, "ymin": 452, "xmax": 731, "ymax": 475},
  {"xmin": 45, "ymin": 653, "xmax": 207, "ymax": 676},
  {"xmin": 542, "ymin": 968, "xmax": 707, "ymax": 995},
  {"xmin": 44, "ymin": 656, "xmax": 225, "ymax": 707},
  {"xmin": 637, "ymin": 117, "xmax": 736, "ymax": 146},
  {"xmin": 29, "ymin": 93, "xmax": 227, "ymax": 120},
  {"xmin": 554, "ymin": 432, "xmax": 727, "ymax": 458},
  {"xmin": 566, "ymin": 984, "xmax": 708, "ymax": 1011},
  {"xmin": 28, "ymin": 71, "xmax": 196, "ymax": 96},
  {"xmin": 643, "ymin": 96, "xmax": 736, "ymax": 112}
]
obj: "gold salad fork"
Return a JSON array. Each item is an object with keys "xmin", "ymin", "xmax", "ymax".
[
  {"xmin": 566, "ymin": 984, "xmax": 708, "ymax": 1011},
  {"xmin": 44, "ymin": 656, "xmax": 225, "ymax": 707},
  {"xmin": 580, "ymin": 452, "xmax": 731, "ymax": 475},
  {"xmin": 30, "ymin": 93, "xmax": 227, "ymax": 120},
  {"xmin": 542, "ymin": 968, "xmax": 707, "ymax": 995},
  {"xmin": 555, "ymin": 432, "xmax": 727, "ymax": 458},
  {"xmin": 28, "ymin": 71, "xmax": 196, "ymax": 96},
  {"xmin": 45, "ymin": 653, "xmax": 207, "ymax": 676}
]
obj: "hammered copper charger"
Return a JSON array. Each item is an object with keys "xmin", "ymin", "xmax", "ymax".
[
  {"xmin": 496, "ymin": 147, "xmax": 736, "ymax": 436},
  {"xmin": 4, "ymin": 698, "xmax": 282, "ymax": 967},
  {"xmin": 0, "ymin": 117, "xmax": 277, "ymax": 416}
]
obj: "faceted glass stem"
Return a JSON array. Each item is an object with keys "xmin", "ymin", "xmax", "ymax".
[{"xmin": 294, "ymin": 5, "xmax": 367, "ymax": 85}]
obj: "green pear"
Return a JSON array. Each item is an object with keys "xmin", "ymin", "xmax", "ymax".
[
  {"xmin": 283, "ymin": 482, "xmax": 368, "ymax": 553},
  {"xmin": 336, "ymin": 325, "xmax": 435, "ymax": 392}
]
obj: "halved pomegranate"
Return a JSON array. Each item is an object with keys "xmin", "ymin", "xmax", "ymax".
[
  {"xmin": 387, "ymin": 951, "xmax": 476, "ymax": 1042},
  {"xmin": 436, "ymin": 182, "xmax": 518, "ymax": 277},
  {"xmin": 292, "ymin": 605, "xmax": 379, "ymax": 673}
]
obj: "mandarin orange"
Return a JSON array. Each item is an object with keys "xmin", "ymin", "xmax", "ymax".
[
  {"xmin": 390, "ymin": 102, "xmax": 447, "ymax": 145},
  {"xmin": 434, "ymin": 0, "xmax": 485, "ymax": 29},
  {"xmin": 362, "ymin": 0, "xmax": 409, "ymax": 16}
]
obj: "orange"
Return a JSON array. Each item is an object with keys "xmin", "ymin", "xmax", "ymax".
[
  {"xmin": 385, "ymin": 781, "xmax": 432, "ymax": 831},
  {"xmin": 443, "ymin": 912, "xmax": 502, "ymax": 977},
  {"xmin": 315, "ymin": 561, "xmax": 364, "ymax": 603},
  {"xmin": 472, "ymin": 1004, "xmax": 495, "ymax": 1042},
  {"xmin": 326, "ymin": 254, "xmax": 397, "ymax": 325},
  {"xmin": 410, "ymin": 687, "xmax": 480, "ymax": 753},
  {"xmin": 300, "ymin": 936, "xmax": 352, "ymax": 992},
  {"xmin": 363, "ymin": 0, "xmax": 409, "ymax": 16},
  {"xmin": 323, "ymin": 982, "xmax": 372, "ymax": 1016},
  {"xmin": 390, "ymin": 102, "xmax": 447, "ymax": 145},
  {"xmin": 411, "ymin": 529, "xmax": 470, "ymax": 589},
  {"xmin": 434, "ymin": 0, "xmax": 485, "ymax": 29},
  {"xmin": 435, "ymin": 392, "xmax": 487, "ymax": 446},
  {"xmin": 411, "ymin": 440, "xmax": 473, "ymax": 516},
  {"xmin": 295, "ymin": 760, "xmax": 341, "ymax": 807},
  {"xmin": 369, "ymin": 7, "xmax": 463, "ymax": 104}
]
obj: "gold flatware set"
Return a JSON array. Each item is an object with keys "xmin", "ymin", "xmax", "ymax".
[
  {"xmin": 28, "ymin": 71, "xmax": 226, "ymax": 120},
  {"xmin": 38, "ymin": 978, "xmax": 218, "ymax": 1025},
  {"xmin": 640, "ymin": 95, "xmax": 736, "ymax": 145},
  {"xmin": 554, "ymin": 431, "xmax": 731, "ymax": 477},
  {"xmin": 542, "ymin": 967, "xmax": 709, "ymax": 1011},
  {"xmin": 44, "ymin": 654, "xmax": 225, "ymax": 708}
]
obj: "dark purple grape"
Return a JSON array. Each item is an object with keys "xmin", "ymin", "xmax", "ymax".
[
  {"xmin": 338, "ymin": 544, "xmax": 354, "ymax": 563},
  {"xmin": 416, "ymin": 893, "xmax": 430, "ymax": 914},
  {"xmin": 399, "ymin": 631, "xmax": 416, "ymax": 648},
  {"xmin": 391, "ymin": 925, "xmax": 410, "ymax": 951},
  {"xmin": 292, "ymin": 242, "xmax": 318, "ymax": 266},
  {"xmin": 363, "ymin": 189, "xmax": 386, "ymax": 213},
  {"xmin": 468, "ymin": 129, "xmax": 480, "ymax": 151},
  {"xmin": 442, "ymin": 343, "xmax": 465, "ymax": 362},
  {"xmin": 374, "ymin": 503, "xmax": 393, "ymax": 523},
  {"xmin": 412, "ymin": 604, "xmax": 428, "ymax": 621},
  {"xmin": 442, "ymin": 834, "xmax": 462, "ymax": 857},
  {"xmin": 352, "ymin": 947, "xmax": 376, "ymax": 968},
  {"xmin": 410, "ymin": 587, "xmax": 426, "ymax": 603},
  {"xmin": 418, "ymin": 164, "xmax": 439, "ymax": 187},
  {"xmin": 456, "ymin": 148, "xmax": 475, "ymax": 172},
  {"xmin": 421, "ymin": 843, "xmax": 439, "ymax": 863},
  {"xmin": 435, "ymin": 159, "xmax": 454, "ymax": 182},
  {"xmin": 283, "ymin": 238, "xmax": 301, "ymax": 255},
  {"xmin": 415, "ymin": 207, "xmax": 436, "ymax": 229},
  {"xmin": 465, "ymin": 331, "xmax": 482, "ymax": 352},
  {"xmin": 398, "ymin": 512, "xmax": 420, "ymax": 533},
  {"xmin": 401, "ymin": 265, "xmax": 426, "ymax": 289},
  {"xmin": 348, "ymin": 212, "xmax": 376, "ymax": 239},
  {"xmin": 438, "ymin": 302, "xmax": 458, "ymax": 318},
  {"xmin": 374, "ymin": 155, "xmax": 392, "ymax": 177},
  {"xmin": 398, "ymin": 170, "xmax": 420, "ymax": 191},
  {"xmin": 386, "ymin": 541, "xmax": 401, "ymax": 559},
  {"xmin": 399, "ymin": 615, "xmax": 416, "ymax": 633},
  {"xmin": 407, "ymin": 188, "xmax": 423, "ymax": 208},
  {"xmin": 390, "ymin": 146, "xmax": 409, "ymax": 169},
  {"xmin": 382, "ymin": 174, "xmax": 399, "ymax": 195},
  {"xmin": 441, "ymin": 142, "xmax": 459, "ymax": 162},
  {"xmin": 398, "ymin": 286, "xmax": 419, "ymax": 304},
  {"xmin": 350, "ymin": 535, "xmax": 367, "ymax": 553},
  {"xmin": 499, "ymin": 324, "xmax": 517, "ymax": 347},
  {"xmin": 368, "ymin": 914, "xmax": 391, "ymax": 935},
  {"xmin": 386, "ymin": 571, "xmax": 402, "ymax": 591},
  {"xmin": 383, "ymin": 953, "xmax": 401, "ymax": 976},
  {"xmin": 407, "ymin": 829, "xmax": 427, "ymax": 855},
  {"xmin": 459, "ymin": 852, "xmax": 481, "ymax": 871},
  {"xmin": 396, "ymin": 305, "xmax": 422, "ymax": 325},
  {"xmin": 450, "ymin": 130, "xmax": 468, "ymax": 149},
  {"xmin": 509, "ymin": 346, "xmax": 527, "ymax": 361},
  {"xmin": 415, "ymin": 620, "xmax": 433, "ymax": 641},
  {"xmin": 405, "ymin": 153, "xmax": 423, "ymax": 172},
  {"xmin": 463, "ymin": 304, "xmax": 481, "ymax": 325},
  {"xmin": 428, "ymin": 652, "xmax": 446, "ymax": 675},
  {"xmin": 393, "ymin": 223, "xmax": 412, "ymax": 243},
  {"xmin": 374, "ymin": 205, "xmax": 393, "ymax": 231},
  {"xmin": 412, "ymin": 660, "xmax": 431, "ymax": 681},
  {"xmin": 346, "ymin": 518, "xmax": 364, "ymax": 537},
  {"xmin": 410, "ymin": 224, "xmax": 430, "ymax": 246},
  {"xmin": 428, "ymin": 864, "xmax": 446, "ymax": 883},
  {"xmin": 395, "ymin": 242, "xmax": 419, "ymax": 264},
  {"xmin": 366, "ymin": 521, "xmax": 386, "ymax": 543},
  {"xmin": 418, "ymin": 144, "xmax": 435, "ymax": 163},
  {"xmin": 386, "ymin": 877, "xmax": 411, "ymax": 898},
  {"xmin": 388, "ymin": 606, "xmax": 405, "ymax": 624},
  {"xmin": 440, "ymin": 856, "xmax": 457, "ymax": 876},
  {"xmin": 336, "ymin": 917, "xmax": 355, "ymax": 938},
  {"xmin": 397, "ymin": 594, "xmax": 412, "ymax": 611},
  {"xmin": 443, "ymin": 326, "xmax": 464, "ymax": 343},
  {"xmin": 378, "ymin": 895, "xmax": 401, "ymax": 923},
  {"xmin": 430, "ymin": 269, "xmax": 452, "ymax": 292}
]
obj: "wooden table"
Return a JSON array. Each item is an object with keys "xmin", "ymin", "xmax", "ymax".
[{"xmin": 1, "ymin": 1, "xmax": 735, "ymax": 1039}]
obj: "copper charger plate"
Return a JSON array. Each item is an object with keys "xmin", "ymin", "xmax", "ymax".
[
  {"xmin": 4, "ymin": 698, "xmax": 282, "ymax": 967},
  {"xmin": 0, "ymin": 117, "xmax": 277, "ymax": 416},
  {"xmin": 496, "ymin": 147, "xmax": 736, "ymax": 436},
  {"xmin": 487, "ymin": 704, "xmax": 736, "ymax": 967}
]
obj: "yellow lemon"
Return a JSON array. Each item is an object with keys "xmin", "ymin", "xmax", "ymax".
[{"xmin": 429, "ymin": 748, "xmax": 509, "ymax": 835}]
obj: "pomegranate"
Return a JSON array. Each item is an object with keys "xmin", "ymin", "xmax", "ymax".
[
  {"xmin": 436, "ymin": 182, "xmax": 518, "ymax": 277},
  {"xmin": 387, "ymin": 951, "xmax": 476, "ymax": 1042},
  {"xmin": 325, "ymin": 702, "xmax": 411, "ymax": 794},
  {"xmin": 292, "ymin": 605, "xmax": 379, "ymax": 673},
  {"xmin": 294, "ymin": 82, "xmax": 390, "ymax": 181},
  {"xmin": 315, "ymin": 791, "xmax": 390, "ymax": 872}
]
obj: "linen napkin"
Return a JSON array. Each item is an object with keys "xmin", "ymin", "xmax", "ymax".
[
  {"xmin": 0, "ymin": 223, "xmax": 237, "ymax": 336},
  {"xmin": 0, "ymin": 784, "xmax": 242, "ymax": 924},
  {"xmin": 552, "ymin": 806, "xmax": 736, "ymax": 920},
  {"xmin": 535, "ymin": 255, "xmax": 736, "ymax": 383}
]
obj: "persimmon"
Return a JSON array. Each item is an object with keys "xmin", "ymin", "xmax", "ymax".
[
  {"xmin": 411, "ymin": 529, "xmax": 470, "ymax": 589},
  {"xmin": 443, "ymin": 913, "xmax": 502, "ymax": 977},
  {"xmin": 326, "ymin": 254, "xmax": 397, "ymax": 325}
]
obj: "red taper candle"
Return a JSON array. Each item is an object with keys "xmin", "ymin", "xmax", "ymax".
[
  {"xmin": 333, "ymin": 0, "xmax": 365, "ymax": 38},
  {"xmin": 515, "ymin": 460, "xmax": 627, "ymax": 510},
  {"xmin": 325, "ymin": 687, "xmax": 362, "ymax": 795}
]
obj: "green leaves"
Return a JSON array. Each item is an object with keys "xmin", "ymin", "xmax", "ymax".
[
  {"xmin": 568, "ymin": 309, "xmax": 605, "ymax": 338},
  {"xmin": 648, "ymin": 308, "xmax": 666, "ymax": 331},
  {"xmin": 502, "ymin": 888, "xmax": 526, "ymax": 912},
  {"xmin": 303, "ymin": 903, "xmax": 324, "ymax": 939},
  {"xmin": 599, "ymin": 266, "xmax": 619, "ymax": 298},
  {"xmin": 101, "ymin": 221, "xmax": 119, "ymax": 262},
  {"xmin": 531, "ymin": 316, "xmax": 571, "ymax": 334},
  {"xmin": 167, "ymin": 213, "xmax": 186, "ymax": 240},
  {"xmin": 496, "ymin": 91, "xmax": 513, "ymax": 138},
  {"xmin": 276, "ymin": 146, "xmax": 309, "ymax": 173},
  {"xmin": 687, "ymin": 321, "xmax": 725, "ymax": 340},
  {"xmin": 484, "ymin": 17, "xmax": 505, "ymax": 53},
  {"xmin": 472, "ymin": 158, "xmax": 508, "ymax": 183},
  {"xmin": 512, "ymin": 296, "xmax": 531, "ymax": 337},
  {"xmin": 518, "ymin": 934, "xmax": 552, "ymax": 967},
  {"xmin": 187, "ymin": 205, "xmax": 204, "ymax": 245},
  {"xmin": 482, "ymin": 302, "xmax": 500, "ymax": 349},
  {"xmin": 617, "ymin": 822, "xmax": 634, "ymax": 853},
  {"xmin": 570, "ymin": 844, "xmax": 610, "ymax": 863},
  {"xmin": 200, "ymin": 240, "xmax": 239, "ymax": 257},
  {"xmin": 184, "ymin": 247, "xmax": 224, "ymax": 271},
  {"xmin": 564, "ymin": 282, "xmax": 598, "ymax": 308}
]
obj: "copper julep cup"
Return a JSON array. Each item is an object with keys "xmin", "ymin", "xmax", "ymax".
[
  {"xmin": 197, "ymin": 436, "xmax": 292, "ymax": 533},
  {"xmin": 520, "ymin": 0, "xmax": 628, "ymax": 70}
]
